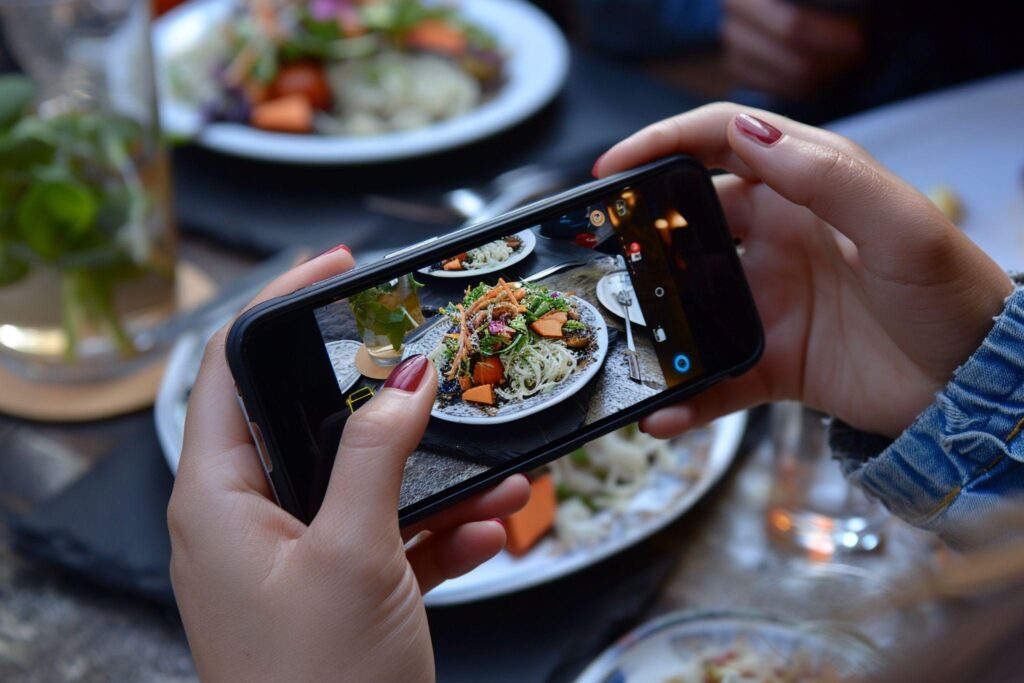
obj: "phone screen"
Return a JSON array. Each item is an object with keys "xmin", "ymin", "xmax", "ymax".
[{"xmin": 286, "ymin": 165, "xmax": 755, "ymax": 517}]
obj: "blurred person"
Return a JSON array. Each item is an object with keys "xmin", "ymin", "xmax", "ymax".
[
  {"xmin": 572, "ymin": 0, "xmax": 1024, "ymax": 122},
  {"xmin": 172, "ymin": 104, "xmax": 1022, "ymax": 678}
]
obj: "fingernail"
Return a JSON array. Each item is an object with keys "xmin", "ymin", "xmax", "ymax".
[
  {"xmin": 489, "ymin": 518, "xmax": 506, "ymax": 528},
  {"xmin": 591, "ymin": 152, "xmax": 606, "ymax": 178},
  {"xmin": 319, "ymin": 243, "xmax": 351, "ymax": 257},
  {"xmin": 734, "ymin": 114, "xmax": 782, "ymax": 146},
  {"xmin": 383, "ymin": 354, "xmax": 429, "ymax": 393}
]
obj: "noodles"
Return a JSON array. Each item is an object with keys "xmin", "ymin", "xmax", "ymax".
[{"xmin": 495, "ymin": 340, "xmax": 579, "ymax": 401}]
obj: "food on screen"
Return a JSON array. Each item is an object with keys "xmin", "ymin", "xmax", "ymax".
[
  {"xmin": 432, "ymin": 235, "xmax": 524, "ymax": 272},
  {"xmin": 429, "ymin": 278, "xmax": 595, "ymax": 411}
]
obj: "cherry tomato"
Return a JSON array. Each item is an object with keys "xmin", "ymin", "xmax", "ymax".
[{"xmin": 269, "ymin": 62, "xmax": 332, "ymax": 111}]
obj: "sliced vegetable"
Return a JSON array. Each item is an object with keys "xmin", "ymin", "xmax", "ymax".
[
  {"xmin": 529, "ymin": 318, "xmax": 564, "ymax": 338},
  {"xmin": 472, "ymin": 356, "xmax": 504, "ymax": 387},
  {"xmin": 250, "ymin": 95, "xmax": 314, "ymax": 133},
  {"xmin": 505, "ymin": 474, "xmax": 557, "ymax": 556},
  {"xmin": 403, "ymin": 19, "xmax": 467, "ymax": 57},
  {"xmin": 268, "ymin": 61, "xmax": 332, "ymax": 110},
  {"xmin": 461, "ymin": 383, "xmax": 494, "ymax": 405}
]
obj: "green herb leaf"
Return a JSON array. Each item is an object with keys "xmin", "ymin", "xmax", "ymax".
[
  {"xmin": 16, "ymin": 180, "xmax": 99, "ymax": 260},
  {"xmin": 0, "ymin": 74, "xmax": 34, "ymax": 130}
]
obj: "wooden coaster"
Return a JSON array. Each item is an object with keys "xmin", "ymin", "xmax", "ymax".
[
  {"xmin": 0, "ymin": 262, "xmax": 216, "ymax": 422},
  {"xmin": 354, "ymin": 344, "xmax": 399, "ymax": 380}
]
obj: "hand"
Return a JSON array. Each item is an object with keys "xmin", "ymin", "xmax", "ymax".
[
  {"xmin": 168, "ymin": 249, "xmax": 530, "ymax": 682},
  {"xmin": 594, "ymin": 103, "xmax": 1013, "ymax": 439},
  {"xmin": 721, "ymin": 0, "xmax": 865, "ymax": 99}
]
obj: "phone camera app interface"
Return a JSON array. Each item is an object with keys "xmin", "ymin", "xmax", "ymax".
[{"xmin": 312, "ymin": 174, "xmax": 705, "ymax": 511}]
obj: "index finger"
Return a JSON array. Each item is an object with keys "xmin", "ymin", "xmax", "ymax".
[{"xmin": 593, "ymin": 102, "xmax": 866, "ymax": 179}]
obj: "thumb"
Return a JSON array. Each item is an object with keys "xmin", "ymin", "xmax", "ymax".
[
  {"xmin": 726, "ymin": 112, "xmax": 956, "ymax": 271},
  {"xmin": 310, "ymin": 354, "xmax": 437, "ymax": 543}
]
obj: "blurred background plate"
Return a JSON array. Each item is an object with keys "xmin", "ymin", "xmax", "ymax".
[
  {"xmin": 418, "ymin": 229, "xmax": 537, "ymax": 278},
  {"xmin": 153, "ymin": 0, "xmax": 570, "ymax": 164},
  {"xmin": 828, "ymin": 70, "xmax": 1024, "ymax": 273},
  {"xmin": 424, "ymin": 411, "xmax": 746, "ymax": 606},
  {"xmin": 572, "ymin": 609, "xmax": 880, "ymax": 683}
]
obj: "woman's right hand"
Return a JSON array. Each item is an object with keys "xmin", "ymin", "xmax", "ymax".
[{"xmin": 595, "ymin": 103, "xmax": 1014, "ymax": 439}]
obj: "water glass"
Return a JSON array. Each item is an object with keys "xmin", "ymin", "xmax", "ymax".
[
  {"xmin": 767, "ymin": 402, "xmax": 888, "ymax": 558},
  {"xmin": 0, "ymin": 0, "xmax": 177, "ymax": 382}
]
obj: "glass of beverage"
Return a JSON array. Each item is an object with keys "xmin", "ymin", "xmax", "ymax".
[
  {"xmin": 767, "ymin": 402, "xmax": 888, "ymax": 558},
  {"xmin": 0, "ymin": 0, "xmax": 177, "ymax": 382},
  {"xmin": 348, "ymin": 275, "xmax": 425, "ymax": 367}
]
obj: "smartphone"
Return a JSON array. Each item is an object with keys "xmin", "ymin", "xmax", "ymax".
[{"xmin": 227, "ymin": 156, "xmax": 763, "ymax": 526}]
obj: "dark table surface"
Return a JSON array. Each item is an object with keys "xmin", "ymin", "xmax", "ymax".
[{"xmin": 0, "ymin": 47, "xmax": 794, "ymax": 682}]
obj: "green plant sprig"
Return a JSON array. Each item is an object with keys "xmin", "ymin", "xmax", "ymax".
[{"xmin": 0, "ymin": 73, "xmax": 156, "ymax": 360}]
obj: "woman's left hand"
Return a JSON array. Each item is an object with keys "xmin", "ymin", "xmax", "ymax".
[{"xmin": 168, "ymin": 247, "xmax": 530, "ymax": 682}]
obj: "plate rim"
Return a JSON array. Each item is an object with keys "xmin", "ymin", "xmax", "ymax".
[
  {"xmin": 424, "ymin": 295, "xmax": 610, "ymax": 425},
  {"xmin": 418, "ymin": 229, "xmax": 537, "ymax": 278},
  {"xmin": 595, "ymin": 270, "xmax": 646, "ymax": 327},
  {"xmin": 153, "ymin": 0, "xmax": 571, "ymax": 164},
  {"xmin": 423, "ymin": 410, "xmax": 747, "ymax": 605}
]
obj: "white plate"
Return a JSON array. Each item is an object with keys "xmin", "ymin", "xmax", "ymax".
[
  {"xmin": 418, "ymin": 229, "xmax": 536, "ymax": 278},
  {"xmin": 409, "ymin": 296, "xmax": 609, "ymax": 425},
  {"xmin": 152, "ymin": 0, "xmax": 570, "ymax": 164},
  {"xmin": 595, "ymin": 270, "xmax": 646, "ymax": 327},
  {"xmin": 827, "ymin": 69, "xmax": 1024, "ymax": 272},
  {"xmin": 424, "ymin": 411, "xmax": 746, "ymax": 606}
]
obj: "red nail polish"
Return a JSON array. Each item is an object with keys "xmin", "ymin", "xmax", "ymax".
[
  {"xmin": 734, "ymin": 114, "xmax": 782, "ymax": 146},
  {"xmin": 383, "ymin": 355, "xmax": 429, "ymax": 393},
  {"xmin": 591, "ymin": 152, "xmax": 606, "ymax": 178},
  {"xmin": 320, "ymin": 243, "xmax": 351, "ymax": 257}
]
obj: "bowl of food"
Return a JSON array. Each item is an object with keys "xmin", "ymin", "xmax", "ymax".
[
  {"xmin": 153, "ymin": 0, "xmax": 570, "ymax": 163},
  {"xmin": 573, "ymin": 610, "xmax": 882, "ymax": 683}
]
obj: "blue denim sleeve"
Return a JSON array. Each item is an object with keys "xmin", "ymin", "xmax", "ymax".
[
  {"xmin": 574, "ymin": 0, "xmax": 722, "ymax": 57},
  {"xmin": 830, "ymin": 285, "xmax": 1024, "ymax": 548}
]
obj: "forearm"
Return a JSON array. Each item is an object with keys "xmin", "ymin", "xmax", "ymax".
[{"xmin": 831, "ymin": 283, "xmax": 1024, "ymax": 548}]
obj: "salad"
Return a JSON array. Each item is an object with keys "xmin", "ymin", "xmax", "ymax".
[
  {"xmin": 430, "ymin": 278, "xmax": 594, "ymax": 411},
  {"xmin": 432, "ymin": 234, "xmax": 523, "ymax": 272},
  {"xmin": 168, "ymin": 0, "xmax": 504, "ymax": 136}
]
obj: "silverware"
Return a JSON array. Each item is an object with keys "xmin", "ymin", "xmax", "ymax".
[
  {"xmin": 365, "ymin": 164, "xmax": 572, "ymax": 228},
  {"xmin": 522, "ymin": 260, "xmax": 586, "ymax": 283},
  {"xmin": 615, "ymin": 278, "xmax": 643, "ymax": 383}
]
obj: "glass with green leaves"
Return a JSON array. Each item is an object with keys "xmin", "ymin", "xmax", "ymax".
[
  {"xmin": 349, "ymin": 274, "xmax": 425, "ymax": 366},
  {"xmin": 0, "ymin": 0, "xmax": 176, "ymax": 381}
]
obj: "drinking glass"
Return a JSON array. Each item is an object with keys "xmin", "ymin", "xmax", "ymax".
[
  {"xmin": 0, "ymin": 0, "xmax": 177, "ymax": 382},
  {"xmin": 348, "ymin": 275, "xmax": 425, "ymax": 367},
  {"xmin": 767, "ymin": 402, "xmax": 888, "ymax": 558}
]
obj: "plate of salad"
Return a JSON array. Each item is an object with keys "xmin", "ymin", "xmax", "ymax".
[
  {"xmin": 153, "ymin": 0, "xmax": 570, "ymax": 163},
  {"xmin": 418, "ymin": 230, "xmax": 535, "ymax": 278},
  {"xmin": 409, "ymin": 278, "xmax": 608, "ymax": 424}
]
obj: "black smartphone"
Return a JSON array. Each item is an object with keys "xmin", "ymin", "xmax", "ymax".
[{"xmin": 227, "ymin": 156, "xmax": 763, "ymax": 526}]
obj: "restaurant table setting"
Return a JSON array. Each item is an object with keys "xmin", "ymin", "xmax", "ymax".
[{"xmin": 1, "ymin": 0, "xmax": 1022, "ymax": 677}]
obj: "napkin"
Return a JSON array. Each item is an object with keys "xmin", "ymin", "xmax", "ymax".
[{"xmin": 9, "ymin": 419, "xmax": 175, "ymax": 606}]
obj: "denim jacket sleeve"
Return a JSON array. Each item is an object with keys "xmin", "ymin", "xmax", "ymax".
[{"xmin": 829, "ymin": 284, "xmax": 1024, "ymax": 548}]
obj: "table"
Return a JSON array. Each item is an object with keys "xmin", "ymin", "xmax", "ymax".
[{"xmin": 0, "ymin": 48, "xmax": 941, "ymax": 681}]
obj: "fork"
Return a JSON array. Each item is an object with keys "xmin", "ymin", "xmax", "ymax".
[{"xmin": 615, "ymin": 284, "xmax": 643, "ymax": 383}]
